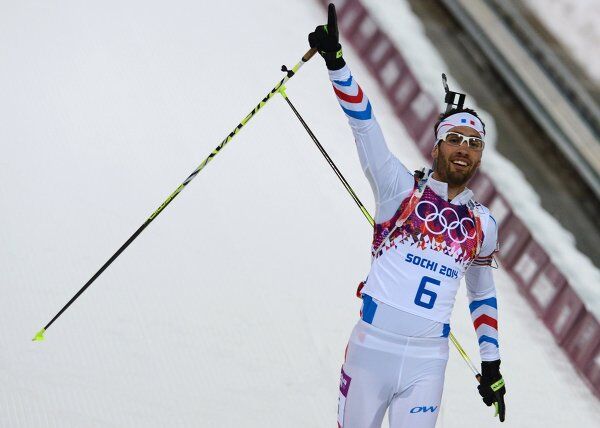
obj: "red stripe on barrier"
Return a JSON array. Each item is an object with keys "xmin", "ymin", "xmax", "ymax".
[{"xmin": 564, "ymin": 313, "xmax": 600, "ymax": 370}]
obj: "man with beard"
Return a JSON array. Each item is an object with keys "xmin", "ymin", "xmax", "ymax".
[{"xmin": 309, "ymin": 5, "xmax": 506, "ymax": 428}]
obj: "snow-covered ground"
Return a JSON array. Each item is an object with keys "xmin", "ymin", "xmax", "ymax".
[
  {"xmin": 523, "ymin": 0, "xmax": 600, "ymax": 84},
  {"xmin": 1, "ymin": 1, "xmax": 598, "ymax": 427}
]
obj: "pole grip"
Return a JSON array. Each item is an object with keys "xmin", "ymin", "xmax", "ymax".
[{"xmin": 303, "ymin": 48, "xmax": 318, "ymax": 62}]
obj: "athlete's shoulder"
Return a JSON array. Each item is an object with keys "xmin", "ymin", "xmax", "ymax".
[
  {"xmin": 471, "ymin": 201, "xmax": 498, "ymax": 233},
  {"xmin": 472, "ymin": 200, "xmax": 491, "ymax": 216},
  {"xmin": 470, "ymin": 200, "xmax": 499, "ymax": 259}
]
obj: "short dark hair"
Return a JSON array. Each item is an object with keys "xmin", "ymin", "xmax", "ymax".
[{"xmin": 433, "ymin": 107, "xmax": 486, "ymax": 137}]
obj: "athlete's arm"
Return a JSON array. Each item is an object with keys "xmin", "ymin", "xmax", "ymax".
[
  {"xmin": 466, "ymin": 214, "xmax": 506, "ymax": 421},
  {"xmin": 465, "ymin": 214, "xmax": 500, "ymax": 362},
  {"xmin": 327, "ymin": 66, "xmax": 414, "ymax": 224},
  {"xmin": 309, "ymin": 4, "xmax": 413, "ymax": 223}
]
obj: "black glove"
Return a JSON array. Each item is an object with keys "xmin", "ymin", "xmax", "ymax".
[
  {"xmin": 308, "ymin": 3, "xmax": 345, "ymax": 70},
  {"xmin": 478, "ymin": 360, "xmax": 506, "ymax": 422}
]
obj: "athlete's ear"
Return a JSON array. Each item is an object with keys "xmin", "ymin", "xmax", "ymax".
[
  {"xmin": 431, "ymin": 144, "xmax": 439, "ymax": 171},
  {"xmin": 431, "ymin": 143, "xmax": 439, "ymax": 160}
]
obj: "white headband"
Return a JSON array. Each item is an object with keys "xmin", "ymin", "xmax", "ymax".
[{"xmin": 435, "ymin": 112, "xmax": 485, "ymax": 144}]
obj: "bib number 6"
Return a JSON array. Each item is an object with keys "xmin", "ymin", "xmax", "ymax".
[{"xmin": 414, "ymin": 276, "xmax": 441, "ymax": 309}]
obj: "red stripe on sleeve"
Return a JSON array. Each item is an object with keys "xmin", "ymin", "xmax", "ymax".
[
  {"xmin": 333, "ymin": 85, "xmax": 364, "ymax": 103},
  {"xmin": 473, "ymin": 314, "xmax": 498, "ymax": 330}
]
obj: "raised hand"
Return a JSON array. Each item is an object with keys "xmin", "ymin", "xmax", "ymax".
[{"xmin": 308, "ymin": 3, "xmax": 345, "ymax": 70}]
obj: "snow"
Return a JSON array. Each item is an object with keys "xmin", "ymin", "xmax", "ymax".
[
  {"xmin": 1, "ymin": 0, "xmax": 598, "ymax": 426},
  {"xmin": 523, "ymin": 0, "xmax": 600, "ymax": 84},
  {"xmin": 361, "ymin": 0, "xmax": 600, "ymax": 320}
]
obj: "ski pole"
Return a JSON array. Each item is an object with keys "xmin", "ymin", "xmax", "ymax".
[
  {"xmin": 450, "ymin": 332, "xmax": 480, "ymax": 378},
  {"xmin": 277, "ymin": 88, "xmax": 482, "ymax": 379},
  {"xmin": 32, "ymin": 48, "xmax": 318, "ymax": 342},
  {"xmin": 277, "ymin": 82, "xmax": 373, "ymax": 226}
]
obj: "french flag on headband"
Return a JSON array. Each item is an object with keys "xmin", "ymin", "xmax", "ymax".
[
  {"xmin": 332, "ymin": 75, "xmax": 372, "ymax": 121},
  {"xmin": 435, "ymin": 111, "xmax": 485, "ymax": 141}
]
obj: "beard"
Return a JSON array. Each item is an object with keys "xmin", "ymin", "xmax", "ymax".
[{"xmin": 434, "ymin": 150, "xmax": 478, "ymax": 187}]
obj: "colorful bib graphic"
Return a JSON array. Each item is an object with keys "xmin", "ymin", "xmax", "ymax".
[{"xmin": 373, "ymin": 184, "xmax": 481, "ymax": 266}]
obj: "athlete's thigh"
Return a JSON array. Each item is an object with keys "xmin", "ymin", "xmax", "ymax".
[
  {"xmin": 338, "ymin": 335, "xmax": 397, "ymax": 427},
  {"xmin": 387, "ymin": 358, "xmax": 446, "ymax": 428},
  {"xmin": 338, "ymin": 362, "xmax": 389, "ymax": 428}
]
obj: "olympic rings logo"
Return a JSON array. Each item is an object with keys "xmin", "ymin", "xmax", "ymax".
[{"xmin": 414, "ymin": 201, "xmax": 476, "ymax": 244}]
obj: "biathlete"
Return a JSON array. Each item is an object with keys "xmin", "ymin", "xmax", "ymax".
[{"xmin": 309, "ymin": 5, "xmax": 507, "ymax": 427}]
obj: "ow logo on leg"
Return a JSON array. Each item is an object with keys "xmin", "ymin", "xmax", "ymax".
[{"xmin": 410, "ymin": 405, "xmax": 438, "ymax": 414}]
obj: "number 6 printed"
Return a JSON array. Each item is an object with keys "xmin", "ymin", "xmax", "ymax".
[{"xmin": 414, "ymin": 276, "xmax": 441, "ymax": 309}]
